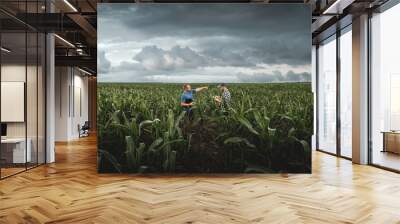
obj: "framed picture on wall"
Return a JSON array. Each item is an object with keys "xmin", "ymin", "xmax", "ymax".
[{"xmin": 97, "ymin": 3, "xmax": 312, "ymax": 174}]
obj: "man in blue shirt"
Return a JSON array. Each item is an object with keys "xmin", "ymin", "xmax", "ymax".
[{"xmin": 180, "ymin": 84, "xmax": 208, "ymax": 118}]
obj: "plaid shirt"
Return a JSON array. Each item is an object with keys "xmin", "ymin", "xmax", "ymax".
[{"xmin": 221, "ymin": 89, "xmax": 231, "ymax": 112}]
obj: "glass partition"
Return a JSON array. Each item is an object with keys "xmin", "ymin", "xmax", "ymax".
[
  {"xmin": 370, "ymin": 3, "xmax": 400, "ymax": 171},
  {"xmin": 0, "ymin": 2, "xmax": 46, "ymax": 179},
  {"xmin": 27, "ymin": 30, "xmax": 38, "ymax": 169},
  {"xmin": 339, "ymin": 27, "xmax": 352, "ymax": 158},
  {"xmin": 1, "ymin": 31, "xmax": 28, "ymax": 177},
  {"xmin": 317, "ymin": 35, "xmax": 337, "ymax": 154}
]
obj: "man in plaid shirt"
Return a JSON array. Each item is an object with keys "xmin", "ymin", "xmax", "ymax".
[{"xmin": 214, "ymin": 83, "xmax": 231, "ymax": 113}]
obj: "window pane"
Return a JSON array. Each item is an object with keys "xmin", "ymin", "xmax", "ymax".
[
  {"xmin": 318, "ymin": 36, "xmax": 337, "ymax": 154},
  {"xmin": 27, "ymin": 31, "xmax": 38, "ymax": 169},
  {"xmin": 340, "ymin": 28, "xmax": 352, "ymax": 158},
  {"xmin": 0, "ymin": 1, "xmax": 46, "ymax": 179},
  {"xmin": 1, "ymin": 31, "xmax": 28, "ymax": 177},
  {"xmin": 371, "ymin": 4, "xmax": 400, "ymax": 171}
]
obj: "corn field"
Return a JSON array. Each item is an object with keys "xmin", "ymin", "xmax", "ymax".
[{"xmin": 97, "ymin": 83, "xmax": 313, "ymax": 173}]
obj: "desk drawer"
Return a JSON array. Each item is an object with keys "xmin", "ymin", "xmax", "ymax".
[
  {"xmin": 13, "ymin": 141, "xmax": 31, "ymax": 163},
  {"xmin": 1, "ymin": 140, "xmax": 32, "ymax": 163},
  {"xmin": 384, "ymin": 133, "xmax": 400, "ymax": 154},
  {"xmin": 0, "ymin": 145, "xmax": 13, "ymax": 163}
]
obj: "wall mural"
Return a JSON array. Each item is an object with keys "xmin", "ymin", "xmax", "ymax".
[{"xmin": 97, "ymin": 4, "xmax": 313, "ymax": 173}]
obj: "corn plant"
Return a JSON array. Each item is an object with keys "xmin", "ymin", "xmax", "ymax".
[{"xmin": 98, "ymin": 83, "xmax": 313, "ymax": 173}]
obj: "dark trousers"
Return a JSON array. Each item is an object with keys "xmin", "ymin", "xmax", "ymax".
[{"xmin": 183, "ymin": 108, "xmax": 194, "ymax": 121}]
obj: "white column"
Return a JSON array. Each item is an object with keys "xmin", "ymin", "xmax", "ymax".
[
  {"xmin": 46, "ymin": 33, "xmax": 55, "ymax": 163},
  {"xmin": 352, "ymin": 14, "xmax": 369, "ymax": 164},
  {"xmin": 45, "ymin": 0, "xmax": 56, "ymax": 163}
]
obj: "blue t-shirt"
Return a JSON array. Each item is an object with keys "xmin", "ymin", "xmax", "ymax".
[{"xmin": 181, "ymin": 90, "xmax": 196, "ymax": 111}]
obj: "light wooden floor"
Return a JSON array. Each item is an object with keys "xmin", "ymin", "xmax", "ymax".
[
  {"xmin": 1, "ymin": 167, "xmax": 26, "ymax": 178},
  {"xmin": 372, "ymin": 150, "xmax": 400, "ymax": 171},
  {"xmin": 0, "ymin": 135, "xmax": 400, "ymax": 224}
]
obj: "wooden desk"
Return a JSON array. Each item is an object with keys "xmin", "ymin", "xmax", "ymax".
[
  {"xmin": 1, "ymin": 138, "xmax": 31, "ymax": 163},
  {"xmin": 382, "ymin": 131, "xmax": 400, "ymax": 154}
]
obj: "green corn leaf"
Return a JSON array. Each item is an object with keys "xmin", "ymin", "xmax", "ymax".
[
  {"xmin": 159, "ymin": 139, "xmax": 185, "ymax": 151},
  {"xmin": 299, "ymin": 140, "xmax": 311, "ymax": 155},
  {"xmin": 170, "ymin": 150, "xmax": 177, "ymax": 172},
  {"xmin": 137, "ymin": 142, "xmax": 146, "ymax": 165},
  {"xmin": 288, "ymin": 127, "xmax": 296, "ymax": 137},
  {"xmin": 125, "ymin": 136, "xmax": 137, "ymax": 169},
  {"xmin": 148, "ymin": 138, "xmax": 163, "ymax": 152},
  {"xmin": 138, "ymin": 119, "xmax": 160, "ymax": 136},
  {"xmin": 237, "ymin": 116, "xmax": 259, "ymax": 135},
  {"xmin": 253, "ymin": 111, "xmax": 265, "ymax": 130},
  {"xmin": 98, "ymin": 149, "xmax": 122, "ymax": 173},
  {"xmin": 175, "ymin": 111, "xmax": 186, "ymax": 128},
  {"xmin": 224, "ymin": 137, "xmax": 255, "ymax": 148},
  {"xmin": 167, "ymin": 109, "xmax": 175, "ymax": 137}
]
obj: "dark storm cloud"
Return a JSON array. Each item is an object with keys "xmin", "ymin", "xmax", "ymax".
[
  {"xmin": 133, "ymin": 45, "xmax": 255, "ymax": 70},
  {"xmin": 98, "ymin": 4, "xmax": 311, "ymax": 82},
  {"xmin": 201, "ymin": 47, "xmax": 255, "ymax": 67},
  {"xmin": 99, "ymin": 4, "xmax": 310, "ymax": 66},
  {"xmin": 199, "ymin": 37, "xmax": 308, "ymax": 66},
  {"xmin": 134, "ymin": 45, "xmax": 208, "ymax": 70},
  {"xmin": 99, "ymin": 4, "xmax": 309, "ymax": 38}
]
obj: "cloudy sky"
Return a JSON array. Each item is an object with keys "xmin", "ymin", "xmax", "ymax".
[{"xmin": 98, "ymin": 4, "xmax": 311, "ymax": 83}]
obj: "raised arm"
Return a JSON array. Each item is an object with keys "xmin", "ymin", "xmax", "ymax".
[{"xmin": 195, "ymin": 86, "xmax": 208, "ymax": 92}]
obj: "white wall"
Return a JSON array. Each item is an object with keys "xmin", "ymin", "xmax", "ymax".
[
  {"xmin": 1, "ymin": 82, "xmax": 25, "ymax": 122},
  {"xmin": 1, "ymin": 65, "xmax": 26, "ymax": 139},
  {"xmin": 1, "ymin": 65, "xmax": 42, "ymax": 137},
  {"xmin": 72, "ymin": 73, "xmax": 89, "ymax": 138},
  {"xmin": 55, "ymin": 67, "xmax": 70, "ymax": 141},
  {"xmin": 55, "ymin": 67, "xmax": 89, "ymax": 141}
]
